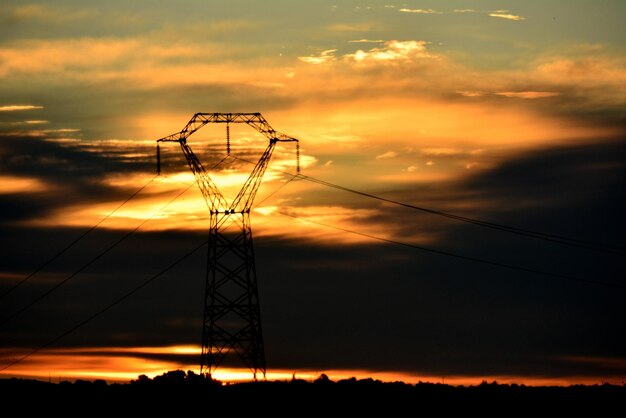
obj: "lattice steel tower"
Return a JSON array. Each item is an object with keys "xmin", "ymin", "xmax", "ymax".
[{"xmin": 156, "ymin": 113, "xmax": 299, "ymax": 379}]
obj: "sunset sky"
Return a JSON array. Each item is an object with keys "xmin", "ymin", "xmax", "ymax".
[{"xmin": 1, "ymin": 0, "xmax": 625, "ymax": 385}]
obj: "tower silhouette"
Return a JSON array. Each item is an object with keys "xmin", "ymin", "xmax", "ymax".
[{"xmin": 157, "ymin": 113, "xmax": 299, "ymax": 379}]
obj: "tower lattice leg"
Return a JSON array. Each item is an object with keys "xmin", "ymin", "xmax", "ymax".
[{"xmin": 200, "ymin": 211, "xmax": 266, "ymax": 379}]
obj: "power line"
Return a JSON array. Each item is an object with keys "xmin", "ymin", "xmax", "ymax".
[
  {"xmin": 194, "ymin": 162, "xmax": 623, "ymax": 289},
  {"xmin": 0, "ymin": 181, "xmax": 197, "ymax": 328},
  {"xmin": 0, "ymin": 163, "xmax": 298, "ymax": 372},
  {"xmin": 232, "ymin": 155, "xmax": 624, "ymax": 256},
  {"xmin": 0, "ymin": 156, "xmax": 230, "ymax": 328},
  {"xmin": 0, "ymin": 174, "xmax": 158, "ymax": 301},
  {"xmin": 256, "ymin": 174, "xmax": 300, "ymax": 206},
  {"xmin": 278, "ymin": 210, "xmax": 626, "ymax": 290},
  {"xmin": 299, "ymin": 175, "xmax": 625, "ymax": 256},
  {"xmin": 1, "ymin": 164, "xmax": 621, "ymax": 374},
  {"xmin": 0, "ymin": 238, "xmax": 209, "ymax": 373}
]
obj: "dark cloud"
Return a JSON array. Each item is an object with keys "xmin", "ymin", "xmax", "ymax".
[
  {"xmin": 263, "ymin": 138, "xmax": 625, "ymax": 377},
  {"xmin": 0, "ymin": 135, "xmax": 152, "ymax": 223},
  {"xmin": 443, "ymin": 138, "xmax": 626, "ymax": 248},
  {"xmin": 1, "ymin": 136, "xmax": 624, "ymax": 379},
  {"xmin": 0, "ymin": 135, "xmax": 150, "ymax": 179}
]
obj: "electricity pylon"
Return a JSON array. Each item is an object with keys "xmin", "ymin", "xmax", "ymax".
[{"xmin": 156, "ymin": 113, "xmax": 299, "ymax": 379}]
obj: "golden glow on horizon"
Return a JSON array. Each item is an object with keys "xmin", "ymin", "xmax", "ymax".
[{"xmin": 0, "ymin": 345, "xmax": 621, "ymax": 386}]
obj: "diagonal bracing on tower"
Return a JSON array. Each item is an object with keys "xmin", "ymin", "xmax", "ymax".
[{"xmin": 156, "ymin": 113, "xmax": 299, "ymax": 379}]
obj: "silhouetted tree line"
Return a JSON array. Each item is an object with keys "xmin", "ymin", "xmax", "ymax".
[{"xmin": 1, "ymin": 371, "xmax": 623, "ymax": 413}]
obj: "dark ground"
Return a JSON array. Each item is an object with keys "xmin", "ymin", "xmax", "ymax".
[{"xmin": 2, "ymin": 370, "xmax": 624, "ymax": 414}]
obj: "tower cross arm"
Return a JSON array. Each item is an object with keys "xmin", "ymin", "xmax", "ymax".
[
  {"xmin": 274, "ymin": 132, "xmax": 299, "ymax": 142},
  {"xmin": 157, "ymin": 132, "xmax": 188, "ymax": 143},
  {"xmin": 156, "ymin": 112, "xmax": 300, "ymax": 212}
]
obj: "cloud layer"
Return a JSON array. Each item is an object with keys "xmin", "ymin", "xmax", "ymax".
[{"xmin": 1, "ymin": 0, "xmax": 625, "ymax": 383}]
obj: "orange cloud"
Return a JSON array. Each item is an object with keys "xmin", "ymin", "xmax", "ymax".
[
  {"xmin": 399, "ymin": 8, "xmax": 442, "ymax": 14},
  {"xmin": 0, "ymin": 176, "xmax": 49, "ymax": 194},
  {"xmin": 0, "ymin": 36, "xmax": 255, "ymax": 82},
  {"xmin": 0, "ymin": 105, "xmax": 43, "ymax": 111},
  {"xmin": 494, "ymin": 91, "xmax": 560, "ymax": 99},
  {"xmin": 349, "ymin": 39, "xmax": 385, "ymax": 43},
  {"xmin": 1, "ymin": 4, "xmax": 92, "ymax": 24},
  {"xmin": 376, "ymin": 151, "xmax": 398, "ymax": 159},
  {"xmin": 3, "ymin": 32, "xmax": 623, "ymax": 246},
  {"xmin": 298, "ymin": 49, "xmax": 337, "ymax": 65},
  {"xmin": 489, "ymin": 12, "xmax": 525, "ymax": 21},
  {"xmin": 345, "ymin": 40, "xmax": 437, "ymax": 63},
  {"xmin": 533, "ymin": 56, "xmax": 626, "ymax": 105},
  {"xmin": 325, "ymin": 22, "xmax": 385, "ymax": 32}
]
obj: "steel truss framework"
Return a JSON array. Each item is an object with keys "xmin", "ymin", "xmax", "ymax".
[{"xmin": 157, "ymin": 113, "xmax": 299, "ymax": 379}]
